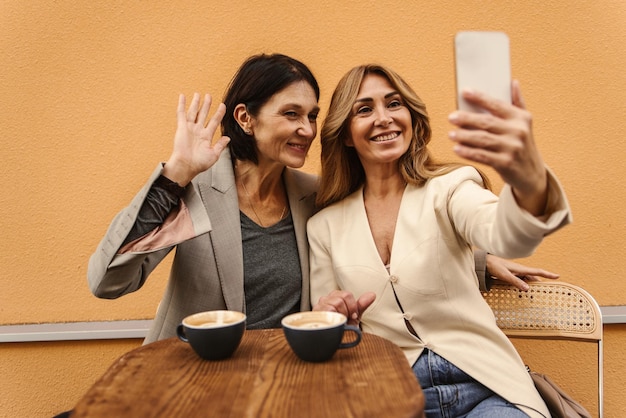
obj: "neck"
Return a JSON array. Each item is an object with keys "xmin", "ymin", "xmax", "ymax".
[
  {"xmin": 363, "ymin": 172, "xmax": 406, "ymax": 200},
  {"xmin": 235, "ymin": 161, "xmax": 285, "ymax": 199},
  {"xmin": 234, "ymin": 160, "xmax": 288, "ymax": 227}
]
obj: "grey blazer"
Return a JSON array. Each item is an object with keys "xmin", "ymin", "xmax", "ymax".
[{"xmin": 88, "ymin": 150, "xmax": 318, "ymax": 343}]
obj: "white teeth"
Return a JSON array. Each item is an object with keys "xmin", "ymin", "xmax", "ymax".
[{"xmin": 371, "ymin": 132, "xmax": 398, "ymax": 142}]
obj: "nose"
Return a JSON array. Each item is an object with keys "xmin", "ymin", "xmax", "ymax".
[
  {"xmin": 297, "ymin": 120, "xmax": 316, "ymax": 140},
  {"xmin": 375, "ymin": 107, "xmax": 392, "ymax": 127}
]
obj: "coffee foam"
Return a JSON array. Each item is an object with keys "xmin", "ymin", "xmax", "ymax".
[
  {"xmin": 185, "ymin": 311, "xmax": 245, "ymax": 328},
  {"xmin": 190, "ymin": 319, "xmax": 232, "ymax": 328},
  {"xmin": 283, "ymin": 312, "xmax": 345, "ymax": 329},
  {"xmin": 290, "ymin": 320, "xmax": 333, "ymax": 329}
]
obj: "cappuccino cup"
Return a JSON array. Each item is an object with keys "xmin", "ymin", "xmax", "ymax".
[
  {"xmin": 281, "ymin": 311, "xmax": 362, "ymax": 362},
  {"xmin": 176, "ymin": 310, "xmax": 246, "ymax": 360}
]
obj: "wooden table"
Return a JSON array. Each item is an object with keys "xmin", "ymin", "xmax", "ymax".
[{"xmin": 71, "ymin": 329, "xmax": 425, "ymax": 417}]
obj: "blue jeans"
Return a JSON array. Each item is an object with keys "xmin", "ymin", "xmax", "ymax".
[{"xmin": 412, "ymin": 349, "xmax": 528, "ymax": 418}]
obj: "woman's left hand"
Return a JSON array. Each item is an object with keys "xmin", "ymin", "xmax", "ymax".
[
  {"xmin": 486, "ymin": 254, "xmax": 559, "ymax": 291},
  {"xmin": 448, "ymin": 81, "xmax": 548, "ymax": 216}
]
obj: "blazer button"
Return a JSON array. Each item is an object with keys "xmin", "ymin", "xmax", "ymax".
[{"xmin": 389, "ymin": 275, "xmax": 399, "ymax": 283}]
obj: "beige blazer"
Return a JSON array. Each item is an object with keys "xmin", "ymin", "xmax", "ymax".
[
  {"xmin": 308, "ymin": 166, "xmax": 572, "ymax": 418},
  {"xmin": 88, "ymin": 150, "xmax": 318, "ymax": 343}
]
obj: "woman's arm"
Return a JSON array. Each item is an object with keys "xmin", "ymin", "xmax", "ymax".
[
  {"xmin": 122, "ymin": 175, "xmax": 185, "ymax": 247},
  {"xmin": 448, "ymin": 81, "xmax": 549, "ymax": 216},
  {"xmin": 87, "ymin": 93, "xmax": 228, "ymax": 299}
]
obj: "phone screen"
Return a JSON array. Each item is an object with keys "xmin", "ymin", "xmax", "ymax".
[{"xmin": 454, "ymin": 31, "xmax": 511, "ymax": 112}]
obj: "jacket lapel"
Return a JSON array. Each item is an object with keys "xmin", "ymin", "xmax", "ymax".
[
  {"xmin": 284, "ymin": 168, "xmax": 318, "ymax": 311},
  {"xmin": 196, "ymin": 150, "xmax": 245, "ymax": 312}
]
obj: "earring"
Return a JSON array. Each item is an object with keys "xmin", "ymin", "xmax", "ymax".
[{"xmin": 244, "ymin": 129, "xmax": 252, "ymax": 135}]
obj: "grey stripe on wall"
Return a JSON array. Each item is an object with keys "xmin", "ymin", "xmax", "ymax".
[
  {"xmin": 0, "ymin": 320, "xmax": 152, "ymax": 342},
  {"xmin": 1, "ymin": 306, "xmax": 625, "ymax": 343}
]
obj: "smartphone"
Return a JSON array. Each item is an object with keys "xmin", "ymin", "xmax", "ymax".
[{"xmin": 454, "ymin": 31, "xmax": 511, "ymax": 112}]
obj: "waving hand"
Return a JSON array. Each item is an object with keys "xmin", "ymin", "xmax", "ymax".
[{"xmin": 163, "ymin": 93, "xmax": 230, "ymax": 186}]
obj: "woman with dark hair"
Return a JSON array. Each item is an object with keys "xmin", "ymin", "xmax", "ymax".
[
  {"xmin": 88, "ymin": 53, "xmax": 559, "ymax": 345},
  {"xmin": 88, "ymin": 53, "xmax": 321, "ymax": 341},
  {"xmin": 308, "ymin": 64, "xmax": 572, "ymax": 417}
]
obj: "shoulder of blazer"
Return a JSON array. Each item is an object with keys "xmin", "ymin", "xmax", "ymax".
[
  {"xmin": 284, "ymin": 168, "xmax": 318, "ymax": 199},
  {"xmin": 426, "ymin": 165, "xmax": 483, "ymax": 189}
]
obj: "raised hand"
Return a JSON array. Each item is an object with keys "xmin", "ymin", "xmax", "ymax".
[
  {"xmin": 163, "ymin": 93, "xmax": 230, "ymax": 186},
  {"xmin": 448, "ymin": 81, "xmax": 548, "ymax": 216}
]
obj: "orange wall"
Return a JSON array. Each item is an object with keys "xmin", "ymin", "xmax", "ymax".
[{"xmin": 1, "ymin": 1, "xmax": 625, "ymax": 417}]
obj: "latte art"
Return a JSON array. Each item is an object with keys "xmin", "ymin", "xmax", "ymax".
[{"xmin": 294, "ymin": 321, "xmax": 331, "ymax": 329}]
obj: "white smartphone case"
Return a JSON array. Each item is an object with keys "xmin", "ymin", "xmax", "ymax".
[{"xmin": 454, "ymin": 31, "xmax": 511, "ymax": 112}]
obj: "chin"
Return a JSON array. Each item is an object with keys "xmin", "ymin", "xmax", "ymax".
[{"xmin": 283, "ymin": 157, "xmax": 307, "ymax": 169}]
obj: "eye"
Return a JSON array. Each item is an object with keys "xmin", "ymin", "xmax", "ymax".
[
  {"xmin": 308, "ymin": 113, "xmax": 319, "ymax": 122},
  {"xmin": 388, "ymin": 99, "xmax": 403, "ymax": 108},
  {"xmin": 355, "ymin": 105, "xmax": 372, "ymax": 115},
  {"xmin": 284, "ymin": 111, "xmax": 298, "ymax": 118}
]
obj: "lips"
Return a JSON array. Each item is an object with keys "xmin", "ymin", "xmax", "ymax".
[
  {"xmin": 287, "ymin": 142, "xmax": 308, "ymax": 151},
  {"xmin": 370, "ymin": 132, "xmax": 399, "ymax": 142}
]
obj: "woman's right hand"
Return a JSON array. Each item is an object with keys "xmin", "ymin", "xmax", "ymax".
[
  {"xmin": 313, "ymin": 290, "xmax": 376, "ymax": 326},
  {"xmin": 448, "ymin": 82, "xmax": 548, "ymax": 216},
  {"xmin": 163, "ymin": 93, "xmax": 230, "ymax": 186}
]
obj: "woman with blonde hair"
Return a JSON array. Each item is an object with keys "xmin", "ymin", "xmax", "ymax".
[{"xmin": 309, "ymin": 64, "xmax": 571, "ymax": 417}]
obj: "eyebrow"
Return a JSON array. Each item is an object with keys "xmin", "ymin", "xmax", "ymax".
[
  {"xmin": 282, "ymin": 103, "xmax": 321, "ymax": 113},
  {"xmin": 354, "ymin": 91, "xmax": 401, "ymax": 104}
]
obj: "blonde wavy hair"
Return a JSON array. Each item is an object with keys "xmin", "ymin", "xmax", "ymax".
[{"xmin": 316, "ymin": 64, "xmax": 490, "ymax": 208}]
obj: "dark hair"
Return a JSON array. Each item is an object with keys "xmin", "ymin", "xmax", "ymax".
[{"xmin": 222, "ymin": 53, "xmax": 320, "ymax": 164}]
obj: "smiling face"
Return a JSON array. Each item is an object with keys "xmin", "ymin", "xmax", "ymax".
[
  {"xmin": 346, "ymin": 73, "xmax": 413, "ymax": 171},
  {"xmin": 249, "ymin": 81, "xmax": 320, "ymax": 169}
]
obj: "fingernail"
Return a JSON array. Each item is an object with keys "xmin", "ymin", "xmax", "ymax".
[
  {"xmin": 448, "ymin": 112, "xmax": 459, "ymax": 122},
  {"xmin": 448, "ymin": 130, "xmax": 457, "ymax": 139}
]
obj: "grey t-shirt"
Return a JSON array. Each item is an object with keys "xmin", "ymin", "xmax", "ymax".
[{"xmin": 240, "ymin": 211, "xmax": 301, "ymax": 329}]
